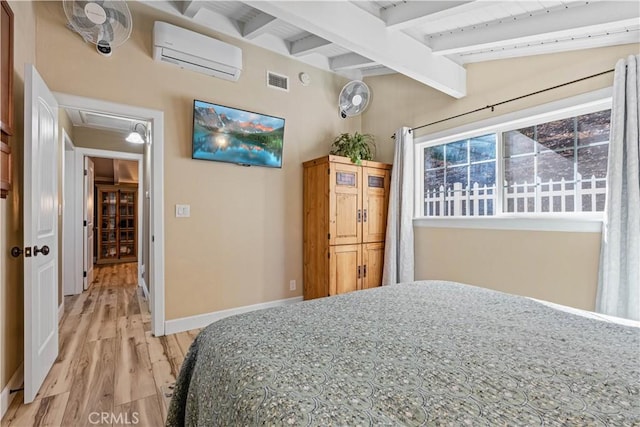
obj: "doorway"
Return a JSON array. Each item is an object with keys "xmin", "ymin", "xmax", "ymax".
[
  {"xmin": 83, "ymin": 153, "xmax": 142, "ymax": 289},
  {"xmin": 56, "ymin": 93, "xmax": 165, "ymax": 338}
]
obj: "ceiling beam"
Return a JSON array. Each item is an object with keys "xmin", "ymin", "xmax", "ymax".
[
  {"xmin": 244, "ymin": 1, "xmax": 466, "ymax": 98},
  {"xmin": 141, "ymin": 1, "xmax": 242, "ymax": 37},
  {"xmin": 381, "ymin": 1, "xmax": 474, "ymax": 31},
  {"xmin": 330, "ymin": 53, "xmax": 377, "ymax": 71},
  {"xmin": 454, "ymin": 29, "xmax": 640, "ymax": 64},
  {"xmin": 181, "ymin": 0, "xmax": 203, "ymax": 18},
  {"xmin": 289, "ymin": 35, "xmax": 332, "ymax": 57},
  {"xmin": 242, "ymin": 12, "xmax": 279, "ymax": 40},
  {"xmin": 361, "ymin": 66, "xmax": 396, "ymax": 77},
  {"xmin": 429, "ymin": 2, "xmax": 640, "ymax": 56}
]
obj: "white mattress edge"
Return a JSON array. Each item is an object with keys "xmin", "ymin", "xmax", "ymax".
[{"xmin": 528, "ymin": 298, "xmax": 640, "ymax": 328}]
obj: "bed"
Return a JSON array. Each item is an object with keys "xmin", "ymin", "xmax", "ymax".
[{"xmin": 166, "ymin": 281, "xmax": 640, "ymax": 426}]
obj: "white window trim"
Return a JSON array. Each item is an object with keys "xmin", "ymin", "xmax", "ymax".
[
  {"xmin": 413, "ymin": 87, "xmax": 612, "ymax": 232},
  {"xmin": 414, "ymin": 216, "xmax": 602, "ymax": 233}
]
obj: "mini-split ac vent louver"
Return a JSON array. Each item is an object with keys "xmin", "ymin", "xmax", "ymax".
[{"xmin": 266, "ymin": 71, "xmax": 289, "ymax": 92}]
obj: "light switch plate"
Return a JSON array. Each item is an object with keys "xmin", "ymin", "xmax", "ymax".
[{"xmin": 175, "ymin": 204, "xmax": 191, "ymax": 218}]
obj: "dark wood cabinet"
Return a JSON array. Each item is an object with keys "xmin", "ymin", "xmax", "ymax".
[{"xmin": 97, "ymin": 185, "xmax": 137, "ymax": 264}]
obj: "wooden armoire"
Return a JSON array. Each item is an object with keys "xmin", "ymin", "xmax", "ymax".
[{"xmin": 303, "ymin": 155, "xmax": 391, "ymax": 300}]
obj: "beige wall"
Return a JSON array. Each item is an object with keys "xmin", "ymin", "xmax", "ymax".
[
  {"xmin": 73, "ymin": 126, "xmax": 144, "ymax": 154},
  {"xmin": 35, "ymin": 1, "xmax": 359, "ymax": 320},
  {"xmin": 1, "ymin": 0, "xmax": 36, "ymax": 391},
  {"xmin": 415, "ymin": 227, "xmax": 601, "ymax": 310},
  {"xmin": 363, "ymin": 43, "xmax": 639, "ymax": 311}
]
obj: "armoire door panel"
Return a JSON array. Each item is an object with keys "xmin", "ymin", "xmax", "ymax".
[
  {"xmin": 330, "ymin": 244, "xmax": 361, "ymax": 295},
  {"xmin": 362, "ymin": 167, "xmax": 390, "ymax": 243},
  {"xmin": 362, "ymin": 243, "xmax": 384, "ymax": 290},
  {"xmin": 330, "ymin": 163, "xmax": 361, "ymax": 245}
]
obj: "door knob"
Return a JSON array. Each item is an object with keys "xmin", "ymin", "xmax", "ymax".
[{"xmin": 33, "ymin": 245, "xmax": 50, "ymax": 256}]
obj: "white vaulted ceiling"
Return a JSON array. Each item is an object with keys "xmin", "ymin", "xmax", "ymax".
[{"xmin": 141, "ymin": 0, "xmax": 640, "ymax": 98}]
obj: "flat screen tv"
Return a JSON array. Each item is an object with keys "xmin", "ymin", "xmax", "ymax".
[{"xmin": 192, "ymin": 100, "xmax": 285, "ymax": 168}]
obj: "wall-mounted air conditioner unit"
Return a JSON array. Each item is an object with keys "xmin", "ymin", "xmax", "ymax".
[{"xmin": 153, "ymin": 21, "xmax": 242, "ymax": 81}]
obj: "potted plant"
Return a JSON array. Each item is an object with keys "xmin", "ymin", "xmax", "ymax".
[{"xmin": 330, "ymin": 132, "xmax": 375, "ymax": 165}]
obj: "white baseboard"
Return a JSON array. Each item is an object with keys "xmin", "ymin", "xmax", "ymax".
[
  {"xmin": 58, "ymin": 300, "xmax": 65, "ymax": 323},
  {"xmin": 164, "ymin": 296, "xmax": 303, "ymax": 335},
  {"xmin": 1, "ymin": 364, "xmax": 23, "ymax": 421},
  {"xmin": 140, "ymin": 278, "xmax": 149, "ymax": 300}
]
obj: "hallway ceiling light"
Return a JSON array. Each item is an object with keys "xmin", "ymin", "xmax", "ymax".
[{"xmin": 126, "ymin": 122, "xmax": 147, "ymax": 144}]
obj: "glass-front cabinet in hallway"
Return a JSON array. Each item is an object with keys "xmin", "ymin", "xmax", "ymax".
[{"xmin": 96, "ymin": 184, "xmax": 137, "ymax": 264}]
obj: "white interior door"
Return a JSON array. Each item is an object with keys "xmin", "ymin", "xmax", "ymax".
[
  {"xmin": 84, "ymin": 157, "xmax": 95, "ymax": 289},
  {"xmin": 23, "ymin": 64, "xmax": 59, "ymax": 404}
]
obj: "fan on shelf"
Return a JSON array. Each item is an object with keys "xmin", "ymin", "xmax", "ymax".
[
  {"xmin": 63, "ymin": 0, "xmax": 132, "ymax": 57},
  {"xmin": 338, "ymin": 80, "xmax": 370, "ymax": 118}
]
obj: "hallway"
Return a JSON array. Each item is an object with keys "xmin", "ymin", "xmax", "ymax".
[{"xmin": 2, "ymin": 263, "xmax": 199, "ymax": 426}]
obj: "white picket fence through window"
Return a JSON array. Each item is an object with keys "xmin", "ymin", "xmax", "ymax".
[{"xmin": 424, "ymin": 175, "xmax": 606, "ymax": 216}]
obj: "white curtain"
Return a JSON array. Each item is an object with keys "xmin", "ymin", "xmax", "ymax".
[
  {"xmin": 596, "ymin": 54, "xmax": 640, "ymax": 321},
  {"xmin": 382, "ymin": 127, "xmax": 414, "ymax": 285}
]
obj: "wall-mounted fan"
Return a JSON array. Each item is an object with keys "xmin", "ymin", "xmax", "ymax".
[
  {"xmin": 338, "ymin": 80, "xmax": 370, "ymax": 118},
  {"xmin": 63, "ymin": 0, "xmax": 132, "ymax": 57}
]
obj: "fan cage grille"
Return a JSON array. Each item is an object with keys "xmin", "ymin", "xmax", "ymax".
[{"xmin": 63, "ymin": 0, "xmax": 133, "ymax": 48}]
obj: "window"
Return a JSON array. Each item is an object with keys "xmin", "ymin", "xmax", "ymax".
[
  {"xmin": 424, "ymin": 135, "xmax": 496, "ymax": 216},
  {"xmin": 503, "ymin": 110, "xmax": 610, "ymax": 214},
  {"xmin": 419, "ymin": 99, "xmax": 611, "ymax": 218}
]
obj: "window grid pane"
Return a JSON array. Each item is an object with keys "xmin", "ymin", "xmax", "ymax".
[
  {"xmin": 501, "ymin": 109, "xmax": 610, "ymax": 215},
  {"xmin": 424, "ymin": 134, "xmax": 496, "ymax": 217}
]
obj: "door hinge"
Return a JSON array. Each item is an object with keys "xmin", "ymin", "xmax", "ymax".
[
  {"xmin": 327, "ymin": 252, "xmax": 330, "ymax": 259},
  {"xmin": 83, "ymin": 271, "xmax": 87, "ymax": 278},
  {"xmin": 83, "ymin": 220, "xmax": 87, "ymax": 227},
  {"xmin": 84, "ymin": 169, "xmax": 88, "ymax": 176},
  {"xmin": 327, "ymin": 168, "xmax": 330, "ymax": 175},
  {"xmin": 327, "ymin": 233, "xmax": 330, "ymax": 240},
  {"xmin": 152, "ymin": 235, "xmax": 155, "ymax": 242}
]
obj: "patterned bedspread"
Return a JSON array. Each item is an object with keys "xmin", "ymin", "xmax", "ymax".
[{"xmin": 166, "ymin": 281, "xmax": 640, "ymax": 426}]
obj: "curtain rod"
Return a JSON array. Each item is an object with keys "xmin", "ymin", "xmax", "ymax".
[{"xmin": 392, "ymin": 68, "xmax": 615, "ymax": 139}]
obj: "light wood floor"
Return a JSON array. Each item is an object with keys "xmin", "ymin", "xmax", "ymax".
[{"xmin": 2, "ymin": 263, "xmax": 200, "ymax": 427}]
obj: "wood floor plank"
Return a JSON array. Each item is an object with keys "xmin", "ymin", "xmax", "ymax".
[
  {"xmin": 61, "ymin": 338, "xmax": 115, "ymax": 426},
  {"xmin": 86, "ymin": 287, "xmax": 118, "ymax": 342},
  {"xmin": 136, "ymin": 287, "xmax": 152, "ymax": 332},
  {"xmin": 65, "ymin": 286, "xmax": 98, "ymax": 316},
  {"xmin": 175, "ymin": 329, "xmax": 200, "ymax": 357},
  {"xmin": 150, "ymin": 357, "xmax": 183, "ymax": 421},
  {"xmin": 114, "ymin": 316, "xmax": 156, "ymax": 406},
  {"xmin": 117, "ymin": 286, "xmax": 141, "ymax": 319},
  {"xmin": 39, "ymin": 313, "xmax": 92, "ymax": 398},
  {"xmin": 3, "ymin": 392, "xmax": 70, "ymax": 427},
  {"xmin": 146, "ymin": 332, "xmax": 183, "ymax": 364},
  {"xmin": 113, "ymin": 395, "xmax": 164, "ymax": 427}
]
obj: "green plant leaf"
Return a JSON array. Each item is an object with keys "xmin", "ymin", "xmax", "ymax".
[{"xmin": 329, "ymin": 132, "xmax": 376, "ymax": 164}]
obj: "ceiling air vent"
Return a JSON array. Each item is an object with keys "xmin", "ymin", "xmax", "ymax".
[{"xmin": 266, "ymin": 71, "xmax": 289, "ymax": 92}]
